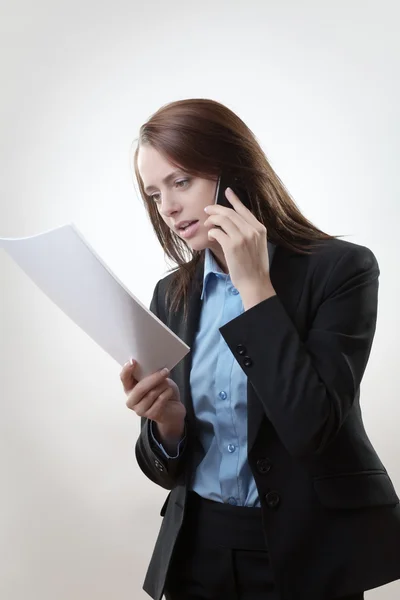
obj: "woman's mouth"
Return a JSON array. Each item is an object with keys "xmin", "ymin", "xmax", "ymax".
[{"xmin": 178, "ymin": 220, "xmax": 199, "ymax": 239}]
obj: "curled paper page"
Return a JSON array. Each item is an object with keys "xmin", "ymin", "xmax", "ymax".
[{"xmin": 0, "ymin": 223, "xmax": 190, "ymax": 380}]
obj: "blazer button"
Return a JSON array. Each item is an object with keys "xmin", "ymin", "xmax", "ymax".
[
  {"xmin": 265, "ymin": 491, "xmax": 280, "ymax": 509},
  {"xmin": 256, "ymin": 458, "xmax": 272, "ymax": 474},
  {"xmin": 236, "ymin": 344, "xmax": 247, "ymax": 356},
  {"xmin": 243, "ymin": 356, "xmax": 253, "ymax": 367}
]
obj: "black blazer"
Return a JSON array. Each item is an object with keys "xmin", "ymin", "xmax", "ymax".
[{"xmin": 135, "ymin": 237, "xmax": 400, "ymax": 600}]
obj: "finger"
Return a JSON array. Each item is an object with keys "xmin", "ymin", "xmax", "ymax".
[
  {"xmin": 207, "ymin": 187, "xmax": 262, "ymax": 229},
  {"xmin": 205, "ymin": 213, "xmax": 242, "ymax": 239},
  {"xmin": 224, "ymin": 187, "xmax": 255, "ymax": 220},
  {"xmin": 207, "ymin": 210, "xmax": 265, "ymax": 246},
  {"xmin": 207, "ymin": 195, "xmax": 254, "ymax": 235},
  {"xmin": 120, "ymin": 359, "xmax": 137, "ymax": 393},
  {"xmin": 208, "ymin": 225, "xmax": 227, "ymax": 245},
  {"xmin": 127, "ymin": 381, "xmax": 168, "ymax": 412},
  {"xmin": 226, "ymin": 188, "xmax": 267, "ymax": 234},
  {"xmin": 144, "ymin": 387, "xmax": 174, "ymax": 421},
  {"xmin": 129, "ymin": 381, "xmax": 170, "ymax": 415},
  {"xmin": 126, "ymin": 368, "xmax": 170, "ymax": 408}
]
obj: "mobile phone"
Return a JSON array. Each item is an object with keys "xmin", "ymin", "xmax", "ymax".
[{"xmin": 214, "ymin": 172, "xmax": 251, "ymax": 210}]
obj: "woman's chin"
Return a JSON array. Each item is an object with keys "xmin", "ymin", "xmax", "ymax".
[{"xmin": 185, "ymin": 233, "xmax": 210, "ymax": 252}]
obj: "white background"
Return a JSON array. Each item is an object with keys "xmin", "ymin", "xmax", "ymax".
[{"xmin": 0, "ymin": 0, "xmax": 399, "ymax": 598}]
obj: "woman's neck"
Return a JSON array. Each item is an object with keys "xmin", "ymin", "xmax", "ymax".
[{"xmin": 210, "ymin": 247, "xmax": 229, "ymax": 274}]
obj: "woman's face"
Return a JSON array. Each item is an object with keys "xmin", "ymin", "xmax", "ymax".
[{"xmin": 137, "ymin": 144, "xmax": 220, "ymax": 255}]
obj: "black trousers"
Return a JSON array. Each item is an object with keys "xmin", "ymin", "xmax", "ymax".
[{"xmin": 164, "ymin": 492, "xmax": 364, "ymax": 600}]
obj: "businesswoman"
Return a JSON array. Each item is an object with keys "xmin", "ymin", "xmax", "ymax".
[{"xmin": 119, "ymin": 99, "xmax": 400, "ymax": 600}]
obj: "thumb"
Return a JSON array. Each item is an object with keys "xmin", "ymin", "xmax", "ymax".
[{"xmin": 120, "ymin": 359, "xmax": 138, "ymax": 394}]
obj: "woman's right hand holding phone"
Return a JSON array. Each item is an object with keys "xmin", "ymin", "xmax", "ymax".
[{"xmin": 119, "ymin": 360, "xmax": 186, "ymax": 448}]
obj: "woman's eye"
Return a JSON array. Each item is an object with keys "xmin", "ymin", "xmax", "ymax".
[
  {"xmin": 150, "ymin": 178, "xmax": 190, "ymax": 203},
  {"xmin": 175, "ymin": 179, "xmax": 190, "ymax": 189}
]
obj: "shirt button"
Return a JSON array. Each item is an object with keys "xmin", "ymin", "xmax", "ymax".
[
  {"xmin": 219, "ymin": 391, "xmax": 227, "ymax": 400},
  {"xmin": 227, "ymin": 444, "xmax": 236, "ymax": 453},
  {"xmin": 228, "ymin": 497, "xmax": 237, "ymax": 505},
  {"xmin": 230, "ymin": 287, "xmax": 239, "ymax": 295}
]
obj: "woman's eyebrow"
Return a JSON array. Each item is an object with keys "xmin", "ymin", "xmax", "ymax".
[{"xmin": 144, "ymin": 169, "xmax": 185, "ymax": 194}]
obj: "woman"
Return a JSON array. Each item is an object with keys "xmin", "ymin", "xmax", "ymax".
[{"xmin": 119, "ymin": 99, "xmax": 400, "ymax": 600}]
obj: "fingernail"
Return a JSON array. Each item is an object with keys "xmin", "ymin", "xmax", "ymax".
[
  {"xmin": 161, "ymin": 367, "xmax": 169, "ymax": 375},
  {"xmin": 130, "ymin": 358, "xmax": 136, "ymax": 366}
]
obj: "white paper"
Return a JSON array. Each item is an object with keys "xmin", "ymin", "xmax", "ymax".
[{"xmin": 0, "ymin": 223, "xmax": 190, "ymax": 379}]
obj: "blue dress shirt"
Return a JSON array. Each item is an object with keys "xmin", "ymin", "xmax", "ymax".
[{"xmin": 151, "ymin": 242, "xmax": 275, "ymax": 507}]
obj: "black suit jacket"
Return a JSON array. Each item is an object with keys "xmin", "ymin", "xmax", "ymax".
[{"xmin": 135, "ymin": 237, "xmax": 400, "ymax": 600}]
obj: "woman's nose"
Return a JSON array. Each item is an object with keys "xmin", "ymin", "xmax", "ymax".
[{"xmin": 159, "ymin": 193, "xmax": 180, "ymax": 217}]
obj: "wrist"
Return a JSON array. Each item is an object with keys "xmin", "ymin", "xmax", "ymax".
[
  {"xmin": 155, "ymin": 419, "xmax": 186, "ymax": 446},
  {"xmin": 241, "ymin": 279, "xmax": 276, "ymax": 311}
]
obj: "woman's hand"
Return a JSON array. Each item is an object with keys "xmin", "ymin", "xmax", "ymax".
[
  {"xmin": 119, "ymin": 360, "xmax": 186, "ymax": 443},
  {"xmin": 204, "ymin": 187, "xmax": 274, "ymax": 300}
]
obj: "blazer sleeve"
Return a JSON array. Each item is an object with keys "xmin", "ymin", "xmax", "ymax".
[
  {"xmin": 219, "ymin": 244, "xmax": 380, "ymax": 459},
  {"xmin": 134, "ymin": 279, "xmax": 190, "ymax": 490}
]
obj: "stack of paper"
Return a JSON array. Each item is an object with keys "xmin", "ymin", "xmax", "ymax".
[{"xmin": 0, "ymin": 224, "xmax": 190, "ymax": 380}]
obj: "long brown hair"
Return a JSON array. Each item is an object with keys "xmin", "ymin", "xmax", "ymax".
[{"xmin": 133, "ymin": 98, "xmax": 337, "ymax": 320}]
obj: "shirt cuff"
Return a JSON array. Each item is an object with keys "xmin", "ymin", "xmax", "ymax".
[{"xmin": 149, "ymin": 421, "xmax": 186, "ymax": 459}]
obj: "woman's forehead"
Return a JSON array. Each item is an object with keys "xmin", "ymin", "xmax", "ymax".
[
  {"xmin": 138, "ymin": 145, "xmax": 187, "ymax": 193},
  {"xmin": 138, "ymin": 145, "xmax": 177, "ymax": 178}
]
